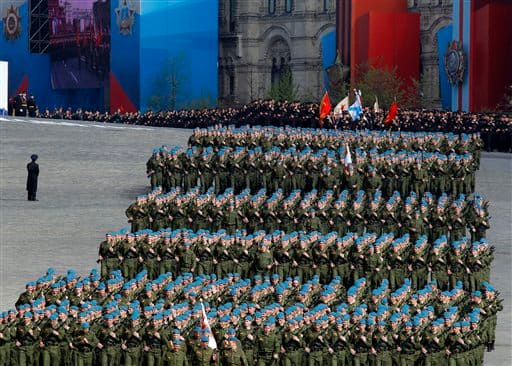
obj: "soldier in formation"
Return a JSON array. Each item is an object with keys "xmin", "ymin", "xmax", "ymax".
[{"xmin": 0, "ymin": 267, "xmax": 503, "ymax": 366}]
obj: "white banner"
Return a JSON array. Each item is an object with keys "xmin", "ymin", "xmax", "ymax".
[{"xmin": 0, "ymin": 61, "xmax": 7, "ymax": 115}]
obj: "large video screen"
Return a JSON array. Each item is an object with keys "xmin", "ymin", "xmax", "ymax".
[{"xmin": 49, "ymin": 0, "xmax": 110, "ymax": 89}]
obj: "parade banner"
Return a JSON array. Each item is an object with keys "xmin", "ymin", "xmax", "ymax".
[{"xmin": 0, "ymin": 61, "xmax": 7, "ymax": 114}]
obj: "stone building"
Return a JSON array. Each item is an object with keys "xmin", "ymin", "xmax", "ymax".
[
  {"xmin": 218, "ymin": 0, "xmax": 336, "ymax": 107},
  {"xmin": 407, "ymin": 0, "xmax": 453, "ymax": 109},
  {"xmin": 219, "ymin": 0, "xmax": 452, "ymax": 108}
]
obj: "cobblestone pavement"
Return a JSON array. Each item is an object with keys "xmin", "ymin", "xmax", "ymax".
[{"xmin": 0, "ymin": 117, "xmax": 510, "ymax": 364}]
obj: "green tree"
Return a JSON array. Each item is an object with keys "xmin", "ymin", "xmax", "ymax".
[
  {"xmin": 353, "ymin": 63, "xmax": 425, "ymax": 110},
  {"xmin": 354, "ymin": 64, "xmax": 403, "ymax": 109},
  {"xmin": 267, "ymin": 69, "xmax": 300, "ymax": 101}
]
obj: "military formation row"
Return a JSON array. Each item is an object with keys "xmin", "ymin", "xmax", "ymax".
[
  {"xmin": 97, "ymin": 227, "xmax": 493, "ymax": 293},
  {"xmin": 188, "ymin": 127, "xmax": 482, "ymax": 157},
  {"xmin": 2, "ymin": 267, "xmax": 502, "ymax": 366},
  {"xmin": 126, "ymin": 186, "xmax": 490, "ymax": 242},
  {"xmin": 146, "ymin": 145, "xmax": 477, "ymax": 197}
]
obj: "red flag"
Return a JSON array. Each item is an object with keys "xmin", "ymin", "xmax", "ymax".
[
  {"xmin": 384, "ymin": 101, "xmax": 398, "ymax": 125},
  {"xmin": 318, "ymin": 91, "xmax": 332, "ymax": 128}
]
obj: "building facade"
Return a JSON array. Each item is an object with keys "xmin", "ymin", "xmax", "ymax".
[
  {"xmin": 218, "ymin": 0, "xmax": 336, "ymax": 107},
  {"xmin": 220, "ymin": 0, "xmax": 454, "ymax": 109},
  {"xmin": 407, "ymin": 0, "xmax": 453, "ymax": 109}
]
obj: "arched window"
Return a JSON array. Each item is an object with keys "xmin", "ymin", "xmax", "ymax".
[
  {"xmin": 285, "ymin": 0, "xmax": 293, "ymax": 13},
  {"xmin": 229, "ymin": 75, "xmax": 235, "ymax": 96},
  {"xmin": 271, "ymin": 58, "xmax": 279, "ymax": 86},
  {"xmin": 229, "ymin": 0, "xmax": 237, "ymax": 32},
  {"xmin": 268, "ymin": 0, "xmax": 276, "ymax": 15}
]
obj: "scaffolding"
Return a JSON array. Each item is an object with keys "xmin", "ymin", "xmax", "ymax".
[{"xmin": 29, "ymin": 0, "xmax": 50, "ymax": 54}]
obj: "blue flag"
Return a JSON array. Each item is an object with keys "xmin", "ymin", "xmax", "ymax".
[{"xmin": 348, "ymin": 90, "xmax": 363, "ymax": 121}]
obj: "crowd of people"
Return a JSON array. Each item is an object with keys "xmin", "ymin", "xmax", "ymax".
[
  {"xmin": 125, "ymin": 186, "xmax": 490, "ymax": 243},
  {"xmin": 144, "ymin": 144, "xmax": 477, "ymax": 197},
  {"xmin": 188, "ymin": 127, "xmax": 482, "ymax": 155},
  {"xmin": 7, "ymin": 92, "xmax": 37, "ymax": 117},
  {"xmin": 2, "ymin": 263, "xmax": 502, "ymax": 366},
  {"xmin": 1, "ymin": 126, "xmax": 503, "ymax": 366},
  {"xmin": 97, "ymin": 226, "xmax": 493, "ymax": 292},
  {"xmin": 34, "ymin": 99, "xmax": 511, "ymax": 152}
]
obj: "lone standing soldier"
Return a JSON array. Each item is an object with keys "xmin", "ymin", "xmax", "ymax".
[{"xmin": 26, "ymin": 154, "xmax": 39, "ymax": 201}]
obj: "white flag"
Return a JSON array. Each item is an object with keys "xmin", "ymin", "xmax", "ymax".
[
  {"xmin": 374, "ymin": 96, "xmax": 380, "ymax": 113},
  {"xmin": 200, "ymin": 302, "xmax": 217, "ymax": 349},
  {"xmin": 333, "ymin": 96, "xmax": 349, "ymax": 118},
  {"xmin": 344, "ymin": 144, "xmax": 352, "ymax": 167}
]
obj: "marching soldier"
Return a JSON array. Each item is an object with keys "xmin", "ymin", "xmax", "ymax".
[
  {"xmin": 220, "ymin": 337, "xmax": 249, "ymax": 366},
  {"xmin": 71, "ymin": 322, "xmax": 102, "ymax": 366}
]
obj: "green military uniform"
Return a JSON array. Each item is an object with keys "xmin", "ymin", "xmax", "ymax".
[
  {"xmin": 372, "ymin": 328, "xmax": 393, "ymax": 366},
  {"xmin": 122, "ymin": 322, "xmax": 145, "ymax": 366},
  {"xmin": 281, "ymin": 328, "xmax": 304, "ymax": 366},
  {"xmin": 15, "ymin": 320, "xmax": 40, "ymax": 366},
  {"xmin": 220, "ymin": 344, "xmax": 249, "ymax": 366},
  {"xmin": 122, "ymin": 237, "xmax": 140, "ymax": 279},
  {"xmin": 423, "ymin": 328, "xmax": 448, "ymax": 366},
  {"xmin": 398, "ymin": 329, "xmax": 420, "ymax": 366},
  {"xmin": 255, "ymin": 330, "xmax": 279, "ymax": 366},
  {"xmin": 165, "ymin": 344, "xmax": 188, "ymax": 366},
  {"xmin": 72, "ymin": 324, "xmax": 100, "ymax": 366},
  {"xmin": 192, "ymin": 345, "xmax": 215, "ymax": 366},
  {"xmin": 144, "ymin": 325, "xmax": 166, "ymax": 366},
  {"xmin": 126, "ymin": 201, "xmax": 148, "ymax": 232},
  {"xmin": 0, "ymin": 321, "xmax": 11, "ymax": 366},
  {"xmin": 99, "ymin": 324, "xmax": 121, "ymax": 366},
  {"xmin": 238, "ymin": 326, "xmax": 256, "ymax": 366},
  {"xmin": 305, "ymin": 326, "xmax": 331, "ymax": 366},
  {"xmin": 99, "ymin": 239, "xmax": 120, "ymax": 278},
  {"xmin": 40, "ymin": 320, "xmax": 66, "ymax": 366}
]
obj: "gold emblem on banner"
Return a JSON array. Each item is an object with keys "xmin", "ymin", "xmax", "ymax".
[{"xmin": 3, "ymin": 4, "xmax": 21, "ymax": 41}]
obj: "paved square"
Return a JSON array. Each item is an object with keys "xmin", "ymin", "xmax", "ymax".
[{"xmin": 0, "ymin": 117, "xmax": 510, "ymax": 364}]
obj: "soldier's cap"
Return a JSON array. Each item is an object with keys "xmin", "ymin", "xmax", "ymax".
[
  {"xmin": 201, "ymin": 336, "xmax": 209, "ymax": 343},
  {"xmin": 149, "ymin": 312, "xmax": 162, "ymax": 321},
  {"xmin": 431, "ymin": 319, "xmax": 444, "ymax": 327},
  {"xmin": 227, "ymin": 328, "xmax": 236, "ymax": 335},
  {"xmin": 49, "ymin": 313, "xmax": 58, "ymax": 321},
  {"xmin": 220, "ymin": 315, "xmax": 230, "ymax": 322}
]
